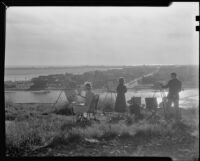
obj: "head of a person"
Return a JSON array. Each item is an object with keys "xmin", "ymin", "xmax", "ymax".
[
  {"xmin": 119, "ymin": 77, "xmax": 125, "ymax": 85},
  {"xmin": 171, "ymin": 72, "xmax": 177, "ymax": 79},
  {"xmin": 84, "ymin": 82, "xmax": 92, "ymax": 90}
]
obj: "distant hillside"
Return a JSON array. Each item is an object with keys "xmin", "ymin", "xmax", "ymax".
[
  {"xmin": 28, "ymin": 65, "xmax": 198, "ymax": 90},
  {"xmin": 4, "ymin": 66, "xmax": 124, "ymax": 81},
  {"xmin": 29, "ymin": 66, "xmax": 158, "ymax": 90},
  {"xmin": 141, "ymin": 65, "xmax": 199, "ymax": 88}
]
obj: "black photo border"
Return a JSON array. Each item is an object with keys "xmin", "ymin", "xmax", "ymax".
[{"xmin": 0, "ymin": 0, "xmax": 199, "ymax": 161}]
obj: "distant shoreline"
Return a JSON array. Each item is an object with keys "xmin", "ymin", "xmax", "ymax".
[
  {"xmin": 5, "ymin": 64, "xmax": 198, "ymax": 69},
  {"xmin": 5, "ymin": 66, "xmax": 125, "ymax": 69}
]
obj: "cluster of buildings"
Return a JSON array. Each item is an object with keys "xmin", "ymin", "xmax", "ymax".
[
  {"xmin": 4, "ymin": 80, "xmax": 34, "ymax": 90},
  {"xmin": 4, "ymin": 74, "xmax": 68, "ymax": 90}
]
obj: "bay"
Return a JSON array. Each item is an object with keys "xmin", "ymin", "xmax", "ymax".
[{"xmin": 5, "ymin": 88, "xmax": 199, "ymax": 109}]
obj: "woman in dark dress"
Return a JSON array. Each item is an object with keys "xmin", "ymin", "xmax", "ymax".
[{"xmin": 114, "ymin": 77, "xmax": 127, "ymax": 113}]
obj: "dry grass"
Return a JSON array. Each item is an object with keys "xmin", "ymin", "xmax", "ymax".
[{"xmin": 5, "ymin": 102, "xmax": 199, "ymax": 157}]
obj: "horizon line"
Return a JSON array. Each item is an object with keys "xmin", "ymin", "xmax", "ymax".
[{"xmin": 5, "ymin": 64, "xmax": 198, "ymax": 68}]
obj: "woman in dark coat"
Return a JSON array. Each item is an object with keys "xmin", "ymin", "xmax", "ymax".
[{"xmin": 114, "ymin": 77, "xmax": 127, "ymax": 113}]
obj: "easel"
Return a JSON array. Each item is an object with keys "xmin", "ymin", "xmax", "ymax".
[
  {"xmin": 102, "ymin": 79, "xmax": 117, "ymax": 109},
  {"xmin": 150, "ymin": 87, "xmax": 167, "ymax": 119},
  {"xmin": 51, "ymin": 75, "xmax": 77, "ymax": 113},
  {"xmin": 51, "ymin": 89, "xmax": 64, "ymax": 110}
]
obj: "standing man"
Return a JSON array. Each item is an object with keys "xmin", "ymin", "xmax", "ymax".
[{"xmin": 161, "ymin": 72, "xmax": 182, "ymax": 120}]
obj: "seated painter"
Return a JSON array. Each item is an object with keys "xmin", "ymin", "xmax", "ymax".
[{"xmin": 77, "ymin": 81, "xmax": 96, "ymax": 113}]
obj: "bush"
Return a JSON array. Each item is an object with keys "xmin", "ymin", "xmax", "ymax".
[
  {"xmin": 60, "ymin": 122, "xmax": 76, "ymax": 131},
  {"xmin": 102, "ymin": 103, "xmax": 114, "ymax": 112},
  {"xmin": 48, "ymin": 129, "xmax": 83, "ymax": 148},
  {"xmin": 53, "ymin": 103, "xmax": 74, "ymax": 115},
  {"xmin": 118, "ymin": 132, "xmax": 133, "ymax": 140},
  {"xmin": 5, "ymin": 113, "xmax": 17, "ymax": 121},
  {"xmin": 109, "ymin": 114, "xmax": 125, "ymax": 124},
  {"xmin": 48, "ymin": 132, "xmax": 68, "ymax": 147},
  {"xmin": 100, "ymin": 130, "xmax": 118, "ymax": 140},
  {"xmin": 125, "ymin": 115, "xmax": 135, "ymax": 125}
]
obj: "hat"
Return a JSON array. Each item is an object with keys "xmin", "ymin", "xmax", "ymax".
[
  {"xmin": 84, "ymin": 81, "xmax": 92, "ymax": 89},
  {"xmin": 119, "ymin": 77, "xmax": 125, "ymax": 83}
]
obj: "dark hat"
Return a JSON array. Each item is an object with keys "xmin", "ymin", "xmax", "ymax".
[{"xmin": 171, "ymin": 72, "xmax": 177, "ymax": 77}]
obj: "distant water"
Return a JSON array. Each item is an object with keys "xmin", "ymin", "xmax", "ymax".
[
  {"xmin": 4, "ymin": 67, "xmax": 122, "ymax": 81},
  {"xmin": 5, "ymin": 88, "xmax": 199, "ymax": 109}
]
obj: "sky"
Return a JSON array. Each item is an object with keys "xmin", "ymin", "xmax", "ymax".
[{"xmin": 5, "ymin": 2, "xmax": 199, "ymax": 67}]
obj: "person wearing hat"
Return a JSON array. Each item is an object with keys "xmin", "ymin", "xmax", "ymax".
[
  {"xmin": 84, "ymin": 82, "xmax": 95, "ymax": 110},
  {"xmin": 114, "ymin": 77, "xmax": 127, "ymax": 113},
  {"xmin": 77, "ymin": 82, "xmax": 96, "ymax": 114},
  {"xmin": 160, "ymin": 72, "xmax": 182, "ymax": 120}
]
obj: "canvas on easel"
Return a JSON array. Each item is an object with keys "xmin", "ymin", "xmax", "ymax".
[{"xmin": 106, "ymin": 80, "xmax": 116, "ymax": 93}]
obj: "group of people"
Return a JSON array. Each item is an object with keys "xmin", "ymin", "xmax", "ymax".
[{"xmin": 77, "ymin": 72, "xmax": 182, "ymax": 121}]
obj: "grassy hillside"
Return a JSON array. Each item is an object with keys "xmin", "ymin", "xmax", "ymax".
[
  {"xmin": 27, "ymin": 65, "xmax": 198, "ymax": 90},
  {"xmin": 5, "ymin": 100, "xmax": 199, "ymax": 160}
]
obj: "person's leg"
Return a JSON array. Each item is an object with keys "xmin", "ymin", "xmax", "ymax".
[
  {"xmin": 166, "ymin": 99, "xmax": 172, "ymax": 111},
  {"xmin": 174, "ymin": 99, "xmax": 181, "ymax": 121},
  {"xmin": 165, "ymin": 99, "xmax": 172, "ymax": 119}
]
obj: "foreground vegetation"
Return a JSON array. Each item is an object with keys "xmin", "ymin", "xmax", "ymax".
[{"xmin": 5, "ymin": 100, "xmax": 199, "ymax": 160}]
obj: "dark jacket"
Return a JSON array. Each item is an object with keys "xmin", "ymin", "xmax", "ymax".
[
  {"xmin": 114, "ymin": 84, "xmax": 127, "ymax": 113},
  {"xmin": 162, "ymin": 78, "xmax": 182, "ymax": 99}
]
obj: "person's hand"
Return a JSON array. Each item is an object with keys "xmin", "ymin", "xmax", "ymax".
[{"xmin": 154, "ymin": 82, "xmax": 162, "ymax": 89}]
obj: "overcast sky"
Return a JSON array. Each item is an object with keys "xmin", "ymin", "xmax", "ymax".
[{"xmin": 5, "ymin": 2, "xmax": 199, "ymax": 67}]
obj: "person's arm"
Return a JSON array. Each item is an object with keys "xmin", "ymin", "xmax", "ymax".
[
  {"xmin": 78, "ymin": 94, "xmax": 86, "ymax": 99},
  {"xmin": 77, "ymin": 90, "xmax": 86, "ymax": 98},
  {"xmin": 161, "ymin": 81, "xmax": 170, "ymax": 89},
  {"xmin": 76, "ymin": 88, "xmax": 86, "ymax": 98}
]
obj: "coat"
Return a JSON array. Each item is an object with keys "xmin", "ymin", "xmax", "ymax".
[{"xmin": 114, "ymin": 84, "xmax": 127, "ymax": 113}]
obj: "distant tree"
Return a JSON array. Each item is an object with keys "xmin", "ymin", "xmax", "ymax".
[{"xmin": 30, "ymin": 77, "xmax": 48, "ymax": 90}]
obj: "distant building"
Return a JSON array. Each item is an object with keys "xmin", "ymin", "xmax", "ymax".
[
  {"xmin": 47, "ymin": 82, "xmax": 63, "ymax": 89},
  {"xmin": 4, "ymin": 81, "xmax": 16, "ymax": 89},
  {"xmin": 15, "ymin": 81, "xmax": 33, "ymax": 89}
]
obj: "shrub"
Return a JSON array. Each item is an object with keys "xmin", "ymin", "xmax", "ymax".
[
  {"xmin": 102, "ymin": 103, "xmax": 114, "ymax": 112},
  {"xmin": 118, "ymin": 131, "xmax": 132, "ymax": 140},
  {"xmin": 60, "ymin": 122, "xmax": 76, "ymax": 131},
  {"xmin": 125, "ymin": 115, "xmax": 135, "ymax": 125},
  {"xmin": 5, "ymin": 113, "xmax": 17, "ymax": 121},
  {"xmin": 53, "ymin": 103, "xmax": 74, "ymax": 115},
  {"xmin": 101, "ymin": 130, "xmax": 118, "ymax": 140}
]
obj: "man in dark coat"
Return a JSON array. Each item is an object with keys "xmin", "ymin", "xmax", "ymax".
[{"xmin": 161, "ymin": 72, "xmax": 182, "ymax": 120}]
